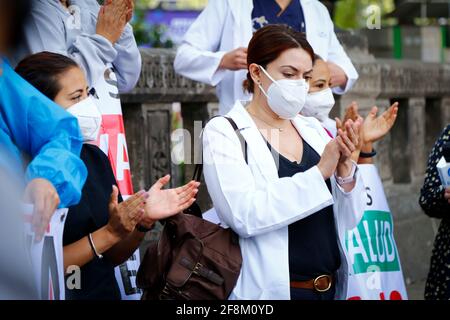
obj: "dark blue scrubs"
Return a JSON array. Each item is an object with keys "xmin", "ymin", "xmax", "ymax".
[
  {"xmin": 267, "ymin": 139, "xmax": 340, "ymax": 300},
  {"xmin": 252, "ymin": 0, "xmax": 306, "ymax": 33}
]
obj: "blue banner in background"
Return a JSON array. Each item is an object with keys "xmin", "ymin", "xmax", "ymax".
[{"xmin": 145, "ymin": 9, "xmax": 201, "ymax": 46}]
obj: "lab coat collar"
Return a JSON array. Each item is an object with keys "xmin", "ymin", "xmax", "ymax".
[
  {"xmin": 300, "ymin": 0, "xmax": 315, "ymax": 6},
  {"xmin": 227, "ymin": 101, "xmax": 279, "ymax": 182},
  {"xmin": 226, "ymin": 101, "xmax": 329, "ymax": 182},
  {"xmin": 291, "ymin": 115, "xmax": 329, "ymax": 156},
  {"xmin": 226, "ymin": 100, "xmax": 254, "ymax": 130}
]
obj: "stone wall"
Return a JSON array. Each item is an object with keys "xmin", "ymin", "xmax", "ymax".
[{"xmin": 121, "ymin": 34, "xmax": 450, "ymax": 299}]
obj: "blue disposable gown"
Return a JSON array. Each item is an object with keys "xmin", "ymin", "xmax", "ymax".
[{"xmin": 0, "ymin": 59, "xmax": 87, "ymax": 207}]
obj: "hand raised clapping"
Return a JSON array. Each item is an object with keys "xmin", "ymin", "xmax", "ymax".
[
  {"xmin": 318, "ymin": 118, "xmax": 362, "ymax": 180},
  {"xmin": 96, "ymin": 0, "xmax": 133, "ymax": 44},
  {"xmin": 336, "ymin": 118, "xmax": 363, "ymax": 164},
  {"xmin": 337, "ymin": 101, "xmax": 399, "ymax": 145},
  {"xmin": 139, "ymin": 175, "xmax": 200, "ymax": 228},
  {"xmin": 106, "ymin": 186, "xmax": 148, "ymax": 240}
]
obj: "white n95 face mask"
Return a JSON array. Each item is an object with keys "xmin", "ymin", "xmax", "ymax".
[
  {"xmin": 67, "ymin": 96, "xmax": 102, "ymax": 142},
  {"xmin": 258, "ymin": 65, "xmax": 309, "ymax": 120},
  {"xmin": 302, "ymin": 88, "xmax": 335, "ymax": 122}
]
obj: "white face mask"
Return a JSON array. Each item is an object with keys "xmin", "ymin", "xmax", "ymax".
[
  {"xmin": 258, "ymin": 65, "xmax": 309, "ymax": 120},
  {"xmin": 67, "ymin": 96, "xmax": 102, "ymax": 142},
  {"xmin": 302, "ymin": 88, "xmax": 335, "ymax": 122}
]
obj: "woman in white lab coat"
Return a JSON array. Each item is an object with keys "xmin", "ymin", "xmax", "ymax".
[
  {"xmin": 174, "ymin": 0, "xmax": 358, "ymax": 114},
  {"xmin": 202, "ymin": 25, "xmax": 365, "ymax": 300}
]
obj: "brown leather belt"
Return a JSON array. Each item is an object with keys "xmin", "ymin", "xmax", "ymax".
[{"xmin": 290, "ymin": 275, "xmax": 333, "ymax": 293}]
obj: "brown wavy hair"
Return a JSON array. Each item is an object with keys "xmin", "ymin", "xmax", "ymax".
[
  {"xmin": 15, "ymin": 51, "xmax": 79, "ymax": 100},
  {"xmin": 243, "ymin": 24, "xmax": 315, "ymax": 93}
]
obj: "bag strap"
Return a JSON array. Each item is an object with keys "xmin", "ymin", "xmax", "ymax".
[
  {"xmin": 192, "ymin": 116, "xmax": 248, "ymax": 182},
  {"xmin": 224, "ymin": 117, "xmax": 248, "ymax": 164}
]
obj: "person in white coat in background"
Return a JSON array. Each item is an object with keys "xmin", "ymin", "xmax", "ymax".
[
  {"xmin": 12, "ymin": 0, "xmax": 141, "ymax": 93},
  {"xmin": 202, "ymin": 25, "xmax": 365, "ymax": 300},
  {"xmin": 13, "ymin": 0, "xmax": 141, "ymax": 199},
  {"xmin": 174, "ymin": 0, "xmax": 358, "ymax": 114}
]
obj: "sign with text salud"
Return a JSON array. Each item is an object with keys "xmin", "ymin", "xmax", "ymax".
[
  {"xmin": 93, "ymin": 64, "xmax": 141, "ymax": 300},
  {"xmin": 24, "ymin": 205, "xmax": 67, "ymax": 300},
  {"xmin": 344, "ymin": 165, "xmax": 408, "ymax": 300}
]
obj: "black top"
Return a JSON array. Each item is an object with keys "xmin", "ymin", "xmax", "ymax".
[
  {"xmin": 420, "ymin": 125, "xmax": 450, "ymax": 219},
  {"xmin": 267, "ymin": 140, "xmax": 341, "ymax": 281},
  {"xmin": 420, "ymin": 125, "xmax": 450, "ymax": 300},
  {"xmin": 63, "ymin": 144, "xmax": 122, "ymax": 300}
]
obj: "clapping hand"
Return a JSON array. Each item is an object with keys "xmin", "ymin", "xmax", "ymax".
[
  {"xmin": 362, "ymin": 103, "xmax": 399, "ymax": 144},
  {"xmin": 106, "ymin": 187, "xmax": 148, "ymax": 240},
  {"xmin": 337, "ymin": 101, "xmax": 399, "ymax": 145},
  {"xmin": 140, "ymin": 175, "xmax": 200, "ymax": 227},
  {"xmin": 336, "ymin": 118, "xmax": 363, "ymax": 165},
  {"xmin": 96, "ymin": 0, "xmax": 129, "ymax": 44},
  {"xmin": 336, "ymin": 102, "xmax": 363, "ymax": 152},
  {"xmin": 317, "ymin": 118, "xmax": 362, "ymax": 181},
  {"xmin": 123, "ymin": 0, "xmax": 134, "ymax": 23}
]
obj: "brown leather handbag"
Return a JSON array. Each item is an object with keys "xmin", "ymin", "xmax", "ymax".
[{"xmin": 136, "ymin": 117, "xmax": 246, "ymax": 300}]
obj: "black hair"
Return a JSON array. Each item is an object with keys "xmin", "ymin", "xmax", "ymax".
[
  {"xmin": 15, "ymin": 51, "xmax": 79, "ymax": 100},
  {"xmin": 313, "ymin": 54, "xmax": 324, "ymax": 64}
]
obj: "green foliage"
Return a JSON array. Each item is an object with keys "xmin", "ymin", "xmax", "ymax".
[
  {"xmin": 132, "ymin": 2, "xmax": 152, "ymax": 46},
  {"xmin": 148, "ymin": 24, "xmax": 174, "ymax": 48},
  {"xmin": 334, "ymin": 0, "xmax": 396, "ymax": 30},
  {"xmin": 132, "ymin": 0, "xmax": 174, "ymax": 47},
  {"xmin": 334, "ymin": 0, "xmax": 361, "ymax": 30}
]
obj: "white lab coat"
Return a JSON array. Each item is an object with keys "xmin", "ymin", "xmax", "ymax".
[
  {"xmin": 12, "ymin": 0, "xmax": 141, "ymax": 93},
  {"xmin": 322, "ymin": 118, "xmax": 338, "ymax": 138},
  {"xmin": 202, "ymin": 101, "xmax": 365, "ymax": 300},
  {"xmin": 174, "ymin": 0, "xmax": 359, "ymax": 114}
]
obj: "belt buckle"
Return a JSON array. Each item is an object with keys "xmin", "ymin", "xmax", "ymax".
[
  {"xmin": 193, "ymin": 262, "xmax": 203, "ymax": 276},
  {"xmin": 313, "ymin": 275, "xmax": 332, "ymax": 293}
]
